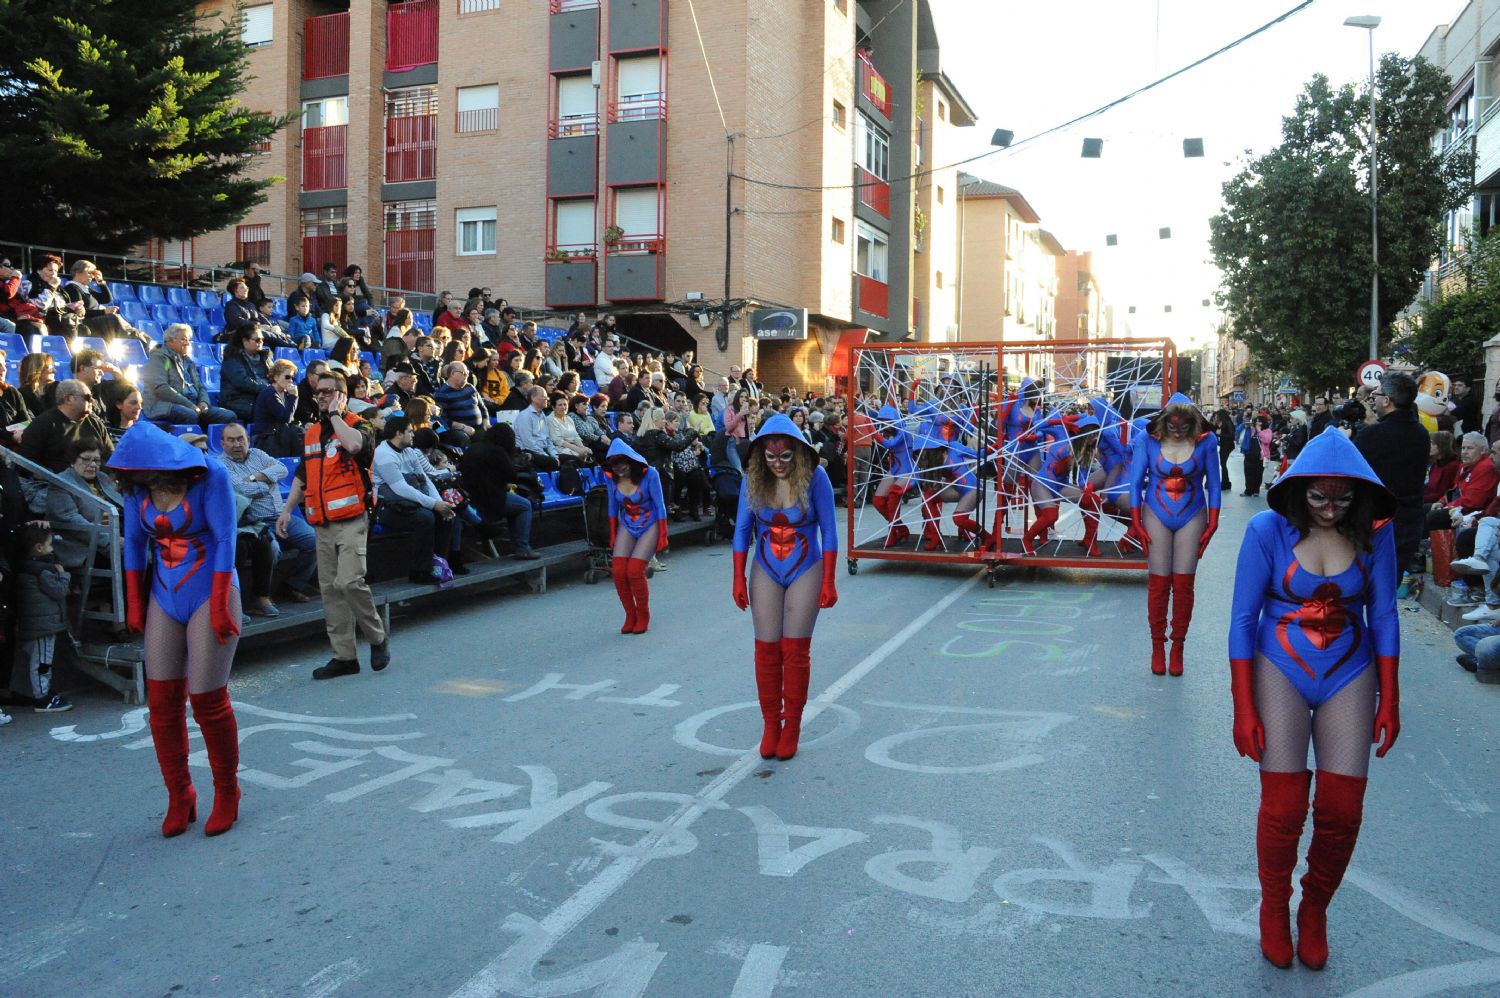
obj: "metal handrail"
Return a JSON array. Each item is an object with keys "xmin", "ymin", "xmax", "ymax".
[{"xmin": 0, "ymin": 445, "xmax": 124, "ymax": 634}]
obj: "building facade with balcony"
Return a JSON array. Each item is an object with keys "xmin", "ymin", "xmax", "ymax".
[
  {"xmin": 185, "ymin": 0, "xmax": 974, "ymax": 388},
  {"xmin": 955, "ymin": 175, "xmax": 1062, "ymax": 345}
]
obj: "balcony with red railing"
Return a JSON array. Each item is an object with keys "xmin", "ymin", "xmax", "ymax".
[
  {"xmin": 302, "ymin": 233, "xmax": 347, "ymax": 273},
  {"xmin": 302, "ymin": 12, "xmax": 349, "ymax": 80},
  {"xmin": 858, "ymin": 52, "xmax": 892, "ymax": 119},
  {"xmin": 546, "ymin": 241, "xmax": 598, "ymax": 261},
  {"xmin": 385, "ymin": 115, "xmax": 437, "ymax": 182},
  {"xmin": 856, "ymin": 166, "xmax": 890, "ymax": 218},
  {"xmin": 548, "ymin": 113, "xmax": 600, "ymax": 137},
  {"xmin": 606, "ymin": 233, "xmax": 664, "ymax": 255},
  {"xmin": 387, "ymin": 0, "xmax": 439, "ymax": 72},
  {"xmin": 385, "ymin": 227, "xmax": 436, "ymax": 293},
  {"xmin": 857, "ymin": 274, "xmax": 889, "ymax": 317},
  {"xmin": 302, "ymin": 124, "xmax": 347, "ymax": 190},
  {"xmin": 607, "ymin": 94, "xmax": 667, "ymax": 124}
]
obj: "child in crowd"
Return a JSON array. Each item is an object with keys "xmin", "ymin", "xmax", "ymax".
[
  {"xmin": 16, "ymin": 524, "xmax": 73, "ymax": 713},
  {"xmin": 287, "ymin": 296, "xmax": 319, "ymax": 347}
]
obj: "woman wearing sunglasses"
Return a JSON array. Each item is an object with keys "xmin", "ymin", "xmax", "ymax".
[
  {"xmin": 730, "ymin": 414, "xmax": 838, "ymax": 761},
  {"xmin": 1227, "ymin": 426, "xmax": 1399, "ymax": 971},
  {"xmin": 1127, "ymin": 393, "xmax": 1223, "ymax": 675}
]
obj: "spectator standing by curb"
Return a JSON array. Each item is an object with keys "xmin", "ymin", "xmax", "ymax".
[{"xmin": 276, "ymin": 371, "xmax": 388, "ymax": 681}]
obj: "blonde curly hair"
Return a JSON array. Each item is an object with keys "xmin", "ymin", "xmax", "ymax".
[{"xmin": 745, "ymin": 435, "xmax": 815, "ymax": 511}]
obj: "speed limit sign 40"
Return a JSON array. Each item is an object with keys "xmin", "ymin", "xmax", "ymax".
[{"xmin": 1357, "ymin": 359, "xmax": 1387, "ymax": 390}]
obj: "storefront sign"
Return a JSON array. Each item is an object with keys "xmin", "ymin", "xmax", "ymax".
[{"xmin": 751, "ymin": 308, "xmax": 808, "ymax": 341}]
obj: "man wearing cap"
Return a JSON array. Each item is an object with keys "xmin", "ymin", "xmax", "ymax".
[
  {"xmin": 288, "ymin": 272, "xmax": 321, "ymax": 317},
  {"xmin": 380, "ymin": 362, "xmax": 418, "ymax": 414}
]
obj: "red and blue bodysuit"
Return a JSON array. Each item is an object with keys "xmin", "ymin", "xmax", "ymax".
[
  {"xmin": 1230, "ymin": 511, "xmax": 1397, "ymax": 707},
  {"xmin": 604, "ymin": 438, "xmax": 667, "ymax": 634},
  {"xmin": 734, "ymin": 459, "xmax": 838, "ymax": 587},
  {"xmin": 870, "ymin": 403, "xmax": 917, "ymax": 545},
  {"xmin": 1127, "ymin": 422, "xmax": 1223, "ymax": 529}
]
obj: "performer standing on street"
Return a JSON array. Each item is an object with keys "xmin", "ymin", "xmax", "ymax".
[
  {"xmin": 1228, "ymin": 427, "xmax": 1400, "ymax": 971},
  {"xmin": 732, "ymin": 414, "xmax": 839, "ymax": 760},
  {"xmin": 108, "ymin": 422, "xmax": 243, "ymax": 837},
  {"xmin": 603, "ymin": 438, "xmax": 667, "ymax": 634},
  {"xmin": 1128, "ymin": 393, "xmax": 1222, "ymax": 675}
]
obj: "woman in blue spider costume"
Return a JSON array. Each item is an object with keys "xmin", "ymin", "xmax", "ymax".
[
  {"xmin": 1089, "ymin": 397, "xmax": 1147, "ymax": 552},
  {"xmin": 993, "ymin": 379, "xmax": 1046, "ymax": 526},
  {"xmin": 108, "ymin": 421, "xmax": 243, "ymax": 838},
  {"xmin": 1127, "ymin": 393, "xmax": 1222, "ymax": 676},
  {"xmin": 869, "ymin": 403, "xmax": 916, "ymax": 547},
  {"xmin": 1022, "ymin": 414, "xmax": 1104, "ymax": 555},
  {"xmin": 603, "ymin": 438, "xmax": 668, "ymax": 634},
  {"xmin": 731, "ymin": 414, "xmax": 839, "ymax": 761},
  {"xmin": 1228, "ymin": 427, "xmax": 1399, "ymax": 972},
  {"xmin": 913, "ymin": 434, "xmax": 985, "ymax": 550}
]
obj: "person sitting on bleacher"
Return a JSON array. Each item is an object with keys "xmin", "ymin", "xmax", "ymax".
[
  {"xmin": 0, "ymin": 346, "xmax": 32, "ymax": 441},
  {"xmin": 546, "ymin": 391, "xmax": 595, "ymax": 467},
  {"xmin": 501, "ymin": 370, "xmax": 534, "ymax": 411},
  {"xmin": 381, "ymin": 311, "xmax": 417, "ymax": 368},
  {"xmin": 70, "ymin": 349, "xmax": 120, "ymax": 424},
  {"xmin": 378, "ymin": 362, "xmax": 417, "ymax": 415},
  {"xmin": 433, "ymin": 361, "xmax": 485, "ymax": 446},
  {"xmin": 20, "ymin": 378, "xmax": 112, "ymax": 490},
  {"xmin": 515, "ymin": 386, "xmax": 563, "ymax": 472},
  {"xmin": 26, "ymin": 253, "xmax": 85, "ymax": 335},
  {"xmin": 143, "ymin": 324, "xmax": 235, "ymax": 427},
  {"xmin": 460, "ymin": 423, "xmax": 540, "ymax": 561},
  {"xmin": 61, "ymin": 260, "xmax": 126, "ymax": 339},
  {"xmin": 47, "ymin": 438, "xmax": 123, "ymax": 578},
  {"xmin": 221, "ymin": 277, "xmax": 260, "ymax": 340},
  {"xmin": 315, "ymin": 263, "xmax": 341, "ymax": 316},
  {"xmin": 107, "ymin": 385, "xmax": 143, "ymax": 445},
  {"xmin": 569, "ymin": 392, "xmax": 611, "ymax": 463},
  {"xmin": 470, "ymin": 347, "xmax": 508, "ymax": 413},
  {"xmin": 372, "ymin": 416, "xmax": 466, "ymax": 585},
  {"xmin": 320, "ymin": 297, "xmax": 352, "ymax": 350},
  {"xmin": 288, "ymin": 272, "xmax": 320, "ymax": 317},
  {"xmin": 411, "ymin": 336, "xmax": 441, "ymax": 396},
  {"xmin": 0, "ymin": 257, "xmax": 40, "ymax": 334},
  {"xmin": 434, "ymin": 297, "xmax": 468, "ymax": 337},
  {"xmin": 219, "ymin": 326, "xmax": 274, "ymax": 423},
  {"xmin": 219, "ymin": 423, "xmax": 317, "ymax": 606},
  {"xmin": 287, "ymin": 295, "xmax": 320, "ymax": 347}
]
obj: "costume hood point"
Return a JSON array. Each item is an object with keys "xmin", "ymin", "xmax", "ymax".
[{"xmin": 1266, "ymin": 425, "xmax": 1396, "ymax": 521}]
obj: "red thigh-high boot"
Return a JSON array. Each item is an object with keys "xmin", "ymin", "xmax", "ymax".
[
  {"xmin": 146, "ymin": 678, "xmax": 196, "ymax": 837},
  {"xmin": 626, "ymin": 558, "xmax": 651, "ymax": 633},
  {"xmin": 776, "ymin": 637, "xmax": 812, "ymax": 760},
  {"xmin": 1297, "ymin": 770, "xmax": 1368, "ymax": 970},
  {"xmin": 920, "ymin": 493, "xmax": 943, "ymax": 551},
  {"xmin": 188, "ymin": 687, "xmax": 240, "ymax": 836},
  {"xmin": 1257, "ymin": 769, "xmax": 1312, "ymax": 968},
  {"xmin": 1147, "ymin": 574, "xmax": 1171, "ymax": 675},
  {"xmin": 1169, "ymin": 573, "xmax": 1196, "ymax": 676},
  {"xmin": 612, "ymin": 557, "xmax": 637, "ymax": 634},
  {"xmin": 877, "ymin": 491, "xmax": 910, "ymax": 548},
  {"xmin": 953, "ymin": 512, "xmax": 989, "ymax": 549},
  {"xmin": 1078, "ymin": 488, "xmax": 1103, "ymax": 557},
  {"xmin": 754, "ymin": 640, "xmax": 783, "ymax": 759},
  {"xmin": 1021, "ymin": 504, "xmax": 1059, "ymax": 556}
]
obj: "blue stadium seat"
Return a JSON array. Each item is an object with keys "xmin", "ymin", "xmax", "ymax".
[
  {"xmin": 150, "ymin": 304, "xmax": 180, "ymax": 326},
  {"xmin": 35, "ymin": 335, "xmax": 71, "ymax": 362},
  {"xmin": 206, "ymin": 344, "xmax": 224, "ymax": 361},
  {"xmin": 271, "ymin": 298, "xmax": 288, "ymax": 319},
  {"xmin": 199, "ymin": 368, "xmax": 221, "ymax": 394},
  {"xmin": 136, "ymin": 284, "xmax": 166, "ymax": 306},
  {"xmin": 207, "ymin": 306, "xmax": 224, "ymax": 328},
  {"xmin": 194, "ymin": 290, "xmax": 220, "ymax": 309},
  {"xmin": 360, "ymin": 351, "xmax": 377, "ymax": 372},
  {"xmin": 206, "ymin": 424, "xmax": 225, "ymax": 452},
  {"xmin": 168, "ymin": 424, "xmax": 199, "ymax": 439},
  {"xmin": 0, "ymin": 333, "xmax": 27, "ymax": 358},
  {"xmin": 116, "ymin": 339, "xmax": 150, "ymax": 367},
  {"xmin": 108, "ymin": 282, "xmax": 137, "ymax": 303},
  {"xmin": 118, "ymin": 301, "xmax": 150, "ymax": 325},
  {"xmin": 180, "ymin": 305, "xmax": 208, "ymax": 327},
  {"xmin": 580, "ymin": 380, "xmax": 598, "ymax": 396},
  {"xmin": 71, "ymin": 336, "xmax": 108, "ymax": 356},
  {"xmin": 303, "ymin": 349, "xmax": 328, "ymax": 366},
  {"xmin": 166, "ymin": 287, "xmax": 195, "ymax": 309},
  {"xmin": 413, "ymin": 313, "xmax": 432, "ymax": 331},
  {"xmin": 134, "ymin": 319, "xmax": 161, "ymax": 343},
  {"xmin": 607, "ymin": 412, "xmax": 618, "ymax": 431}
]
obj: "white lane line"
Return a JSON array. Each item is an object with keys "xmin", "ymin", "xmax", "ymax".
[
  {"xmin": 449, "ymin": 572, "xmax": 983, "ymax": 998},
  {"xmin": 303, "ymin": 958, "xmax": 365, "ymax": 997},
  {"xmin": 728, "ymin": 944, "xmax": 790, "ymax": 998}
]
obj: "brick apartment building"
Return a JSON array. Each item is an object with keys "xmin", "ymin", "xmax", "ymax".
[{"xmin": 182, "ymin": 0, "xmax": 978, "ymax": 391}]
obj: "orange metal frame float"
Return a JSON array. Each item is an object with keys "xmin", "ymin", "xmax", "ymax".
[{"xmin": 844, "ymin": 338, "xmax": 1177, "ymax": 581}]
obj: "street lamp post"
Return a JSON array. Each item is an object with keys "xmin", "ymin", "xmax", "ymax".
[{"xmin": 1345, "ymin": 14, "xmax": 1382, "ymax": 361}]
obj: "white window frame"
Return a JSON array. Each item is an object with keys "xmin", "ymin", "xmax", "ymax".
[
  {"xmin": 615, "ymin": 55, "xmax": 663, "ymax": 121},
  {"xmin": 554, "ymin": 199, "xmax": 596, "ymax": 251},
  {"xmin": 456, "ymin": 206, "xmax": 497, "ymax": 257},
  {"xmin": 456, "ymin": 85, "xmax": 500, "ymax": 133},
  {"xmin": 856, "ymin": 112, "xmax": 889, "ymax": 180},
  {"xmin": 242, "ymin": 4, "xmax": 273, "ymax": 47},
  {"xmin": 855, "ymin": 221, "xmax": 888, "ymax": 281},
  {"xmin": 302, "ymin": 96, "xmax": 348, "ymax": 130}
]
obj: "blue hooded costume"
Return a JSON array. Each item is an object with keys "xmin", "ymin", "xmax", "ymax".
[
  {"xmin": 734, "ymin": 414, "xmax": 839, "ymax": 587},
  {"xmin": 604, "ymin": 438, "xmax": 667, "ymax": 539},
  {"xmin": 871, "ymin": 403, "xmax": 917, "ymax": 483},
  {"xmin": 1127, "ymin": 393, "xmax": 1222, "ymax": 529},
  {"xmin": 107, "ymin": 422, "xmax": 240, "ymax": 629},
  {"xmin": 914, "ymin": 432, "xmax": 979, "ymax": 497},
  {"xmin": 1229, "ymin": 427, "xmax": 1399, "ymax": 707},
  {"xmin": 1032, "ymin": 414, "xmax": 1100, "ymax": 499}
]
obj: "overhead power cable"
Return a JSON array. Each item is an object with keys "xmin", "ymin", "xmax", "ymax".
[{"xmin": 730, "ymin": 0, "xmax": 1318, "ymax": 193}]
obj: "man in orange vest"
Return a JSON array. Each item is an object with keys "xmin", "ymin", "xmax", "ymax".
[{"xmin": 276, "ymin": 370, "xmax": 388, "ymax": 680}]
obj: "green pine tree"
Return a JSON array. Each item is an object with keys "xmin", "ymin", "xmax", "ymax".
[{"xmin": 0, "ymin": 0, "xmax": 292, "ymax": 252}]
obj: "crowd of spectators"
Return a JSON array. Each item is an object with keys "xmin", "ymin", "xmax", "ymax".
[{"xmin": 0, "ymin": 258, "xmax": 858, "ymax": 717}]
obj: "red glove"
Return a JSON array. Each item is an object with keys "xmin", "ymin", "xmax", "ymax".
[
  {"xmin": 1130, "ymin": 508, "xmax": 1150, "ymax": 555},
  {"xmin": 1373, "ymin": 655, "xmax": 1400, "ymax": 758},
  {"xmin": 819, "ymin": 551, "xmax": 839, "ymax": 609},
  {"xmin": 609, "ymin": 516, "xmax": 618, "ymax": 548},
  {"xmin": 1229, "ymin": 658, "xmax": 1265, "ymax": 762},
  {"xmin": 210, "ymin": 572, "xmax": 241, "ymax": 645},
  {"xmin": 732, "ymin": 550, "xmax": 749, "ymax": 610},
  {"xmin": 1198, "ymin": 507, "xmax": 1220, "ymax": 559},
  {"xmin": 656, "ymin": 517, "xmax": 669, "ymax": 553},
  {"xmin": 124, "ymin": 568, "xmax": 146, "ymax": 634}
]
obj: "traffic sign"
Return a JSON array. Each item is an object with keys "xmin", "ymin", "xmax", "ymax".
[
  {"xmin": 1232, "ymin": 391, "xmax": 1245, "ymax": 403},
  {"xmin": 1357, "ymin": 359, "xmax": 1387, "ymax": 390}
]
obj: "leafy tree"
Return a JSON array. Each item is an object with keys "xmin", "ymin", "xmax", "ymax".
[
  {"xmin": 1210, "ymin": 55, "xmax": 1472, "ymax": 392},
  {"xmin": 0, "ymin": 0, "xmax": 291, "ymax": 253},
  {"xmin": 1405, "ymin": 229, "xmax": 1500, "ymax": 377}
]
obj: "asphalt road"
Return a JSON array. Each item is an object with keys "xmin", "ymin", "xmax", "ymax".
[{"xmin": 4, "ymin": 458, "xmax": 1499, "ymax": 997}]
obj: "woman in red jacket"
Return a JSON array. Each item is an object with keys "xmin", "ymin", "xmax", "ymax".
[{"xmin": 1423, "ymin": 430, "xmax": 1460, "ymax": 506}]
